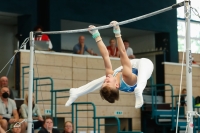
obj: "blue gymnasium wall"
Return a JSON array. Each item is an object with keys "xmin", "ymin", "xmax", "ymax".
[
  {"xmin": 0, "ymin": 0, "xmax": 37, "ymax": 44},
  {"xmin": 48, "ymin": 0, "xmax": 178, "ymax": 62}
]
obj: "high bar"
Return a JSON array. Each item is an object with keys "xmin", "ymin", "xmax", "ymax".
[{"xmin": 36, "ymin": 1, "xmax": 184, "ymax": 35}]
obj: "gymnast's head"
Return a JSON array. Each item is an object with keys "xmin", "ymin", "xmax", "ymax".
[{"xmin": 100, "ymin": 74, "xmax": 119, "ymax": 103}]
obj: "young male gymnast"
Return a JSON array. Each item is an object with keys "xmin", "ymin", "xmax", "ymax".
[{"xmin": 65, "ymin": 21, "xmax": 154, "ymax": 108}]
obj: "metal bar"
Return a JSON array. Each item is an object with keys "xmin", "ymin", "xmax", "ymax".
[
  {"xmin": 39, "ymin": 2, "xmax": 184, "ymax": 35},
  {"xmin": 6, "ymin": 56, "xmax": 15, "ymax": 77},
  {"xmin": 22, "ymin": 68, "xmax": 25, "ymax": 98},
  {"xmin": 36, "ymin": 80, "xmax": 38, "ymax": 104},
  {"xmin": 98, "ymin": 118, "xmax": 100, "ymax": 133},
  {"xmin": 76, "ymin": 104, "xmax": 78, "ymax": 132},
  {"xmin": 34, "ymin": 77, "xmax": 53, "ymax": 80},
  {"xmin": 116, "ymin": 117, "xmax": 121, "ymax": 133},
  {"xmin": 92, "ymin": 103, "xmax": 96, "ymax": 132},
  {"xmin": 76, "ymin": 109, "xmax": 94, "ymax": 111},
  {"xmin": 35, "ymin": 83, "xmax": 51, "ymax": 86},
  {"xmin": 171, "ymin": 81, "xmax": 174, "ymax": 130},
  {"xmin": 185, "ymin": 1, "xmax": 193, "ymax": 133},
  {"xmin": 56, "ymin": 112, "xmax": 72, "ymax": 114},
  {"xmin": 99, "ymin": 124, "xmax": 118, "ymax": 126},
  {"xmin": 135, "ymin": 50, "xmax": 164, "ymax": 57},
  {"xmin": 55, "ymin": 92, "xmax": 57, "ymax": 126},
  {"xmin": 55, "ymin": 96, "xmax": 69, "ymax": 98},
  {"xmin": 51, "ymin": 78, "xmax": 54, "ymax": 119},
  {"xmin": 77, "ymin": 126, "xmax": 94, "ymax": 128},
  {"xmin": 23, "ymin": 72, "xmax": 29, "ymax": 74},
  {"xmin": 71, "ymin": 103, "xmax": 74, "ymax": 126},
  {"xmin": 37, "ymin": 99, "xmax": 51, "ymax": 101},
  {"xmin": 50, "ymin": 89, "xmax": 70, "ymax": 92},
  {"xmin": 27, "ymin": 31, "xmax": 34, "ymax": 133}
]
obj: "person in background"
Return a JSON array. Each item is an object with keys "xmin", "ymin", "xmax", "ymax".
[
  {"xmin": 123, "ymin": 40, "xmax": 135, "ymax": 59},
  {"xmin": 0, "ymin": 76, "xmax": 14, "ymax": 99},
  {"xmin": 73, "ymin": 36, "xmax": 97, "ymax": 55},
  {"xmin": 38, "ymin": 117, "xmax": 60, "ymax": 133},
  {"xmin": 20, "ymin": 93, "xmax": 43, "ymax": 130},
  {"xmin": 106, "ymin": 38, "xmax": 119, "ymax": 57},
  {"xmin": 0, "ymin": 87, "xmax": 26, "ymax": 133},
  {"xmin": 34, "ymin": 25, "xmax": 53, "ymax": 50},
  {"xmin": 62, "ymin": 121, "xmax": 73, "ymax": 133}
]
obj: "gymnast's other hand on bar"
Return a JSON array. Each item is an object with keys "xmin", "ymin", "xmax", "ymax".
[
  {"xmin": 88, "ymin": 25, "xmax": 102, "ymax": 42},
  {"xmin": 110, "ymin": 21, "xmax": 121, "ymax": 37}
]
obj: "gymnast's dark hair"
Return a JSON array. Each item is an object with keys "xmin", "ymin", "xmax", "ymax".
[{"xmin": 100, "ymin": 85, "xmax": 119, "ymax": 103}]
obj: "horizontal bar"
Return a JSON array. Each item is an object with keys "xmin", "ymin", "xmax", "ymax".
[
  {"xmin": 73, "ymin": 102, "xmax": 95, "ymax": 106},
  {"xmin": 34, "ymin": 77, "xmax": 53, "ymax": 80},
  {"xmin": 22, "ymin": 66, "xmax": 30, "ymax": 68},
  {"xmin": 37, "ymin": 99, "xmax": 51, "ymax": 101},
  {"xmin": 36, "ymin": 84, "xmax": 52, "ymax": 86},
  {"xmin": 154, "ymin": 89, "xmax": 172, "ymax": 91},
  {"xmin": 56, "ymin": 96, "xmax": 69, "ymax": 98},
  {"xmin": 23, "ymin": 72, "xmax": 29, "ymax": 74},
  {"xmin": 38, "ymin": 3, "xmax": 184, "ymax": 35},
  {"xmin": 173, "ymin": 95, "xmax": 186, "ymax": 97},
  {"xmin": 77, "ymin": 109, "xmax": 94, "ymax": 111},
  {"xmin": 135, "ymin": 50, "xmax": 164, "ymax": 56},
  {"xmin": 77, "ymin": 126, "xmax": 94, "ymax": 128},
  {"xmin": 149, "ymin": 84, "xmax": 173, "ymax": 87},
  {"xmin": 51, "ymin": 89, "xmax": 70, "ymax": 92},
  {"xmin": 99, "ymin": 124, "xmax": 117, "ymax": 126},
  {"xmin": 56, "ymin": 112, "xmax": 72, "ymax": 114}
]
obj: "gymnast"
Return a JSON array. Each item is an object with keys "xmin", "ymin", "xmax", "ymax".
[{"xmin": 65, "ymin": 21, "xmax": 154, "ymax": 108}]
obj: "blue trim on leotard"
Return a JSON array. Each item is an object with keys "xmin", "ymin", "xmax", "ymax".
[{"xmin": 113, "ymin": 68, "xmax": 138, "ymax": 93}]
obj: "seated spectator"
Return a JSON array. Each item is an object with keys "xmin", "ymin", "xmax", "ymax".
[
  {"xmin": 20, "ymin": 93, "xmax": 43, "ymax": 130},
  {"xmin": 10, "ymin": 122, "xmax": 21, "ymax": 133},
  {"xmin": 106, "ymin": 38, "xmax": 119, "ymax": 57},
  {"xmin": 0, "ymin": 125, "xmax": 5, "ymax": 133},
  {"xmin": 63, "ymin": 121, "xmax": 73, "ymax": 133},
  {"xmin": 0, "ymin": 76, "xmax": 14, "ymax": 99},
  {"xmin": 73, "ymin": 36, "xmax": 97, "ymax": 55},
  {"xmin": 0, "ymin": 87, "xmax": 26, "ymax": 133},
  {"xmin": 38, "ymin": 117, "xmax": 60, "ymax": 133},
  {"xmin": 34, "ymin": 25, "xmax": 53, "ymax": 50},
  {"xmin": 123, "ymin": 40, "xmax": 135, "ymax": 59}
]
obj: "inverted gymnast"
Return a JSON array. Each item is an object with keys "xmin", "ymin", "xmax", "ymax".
[{"xmin": 65, "ymin": 21, "xmax": 154, "ymax": 108}]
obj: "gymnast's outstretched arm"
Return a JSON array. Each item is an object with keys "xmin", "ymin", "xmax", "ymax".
[
  {"xmin": 110, "ymin": 21, "xmax": 135, "ymax": 85},
  {"xmin": 88, "ymin": 25, "xmax": 113, "ymax": 75}
]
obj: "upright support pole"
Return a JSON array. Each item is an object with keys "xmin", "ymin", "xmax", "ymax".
[
  {"xmin": 185, "ymin": 1, "xmax": 193, "ymax": 133},
  {"xmin": 27, "ymin": 32, "xmax": 34, "ymax": 133}
]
